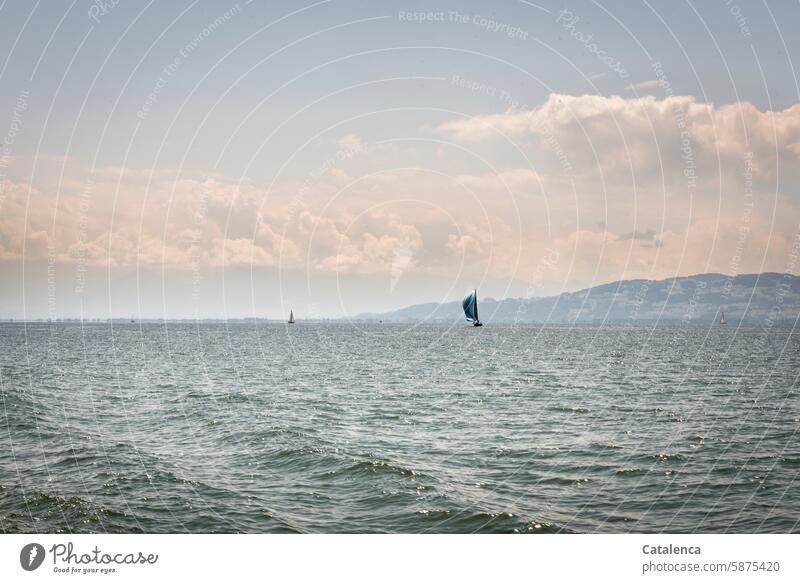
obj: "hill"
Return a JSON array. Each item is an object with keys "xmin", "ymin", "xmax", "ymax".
[{"xmin": 354, "ymin": 273, "xmax": 800, "ymax": 324}]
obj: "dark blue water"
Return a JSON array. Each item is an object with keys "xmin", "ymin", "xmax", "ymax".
[{"xmin": 1, "ymin": 322, "xmax": 798, "ymax": 533}]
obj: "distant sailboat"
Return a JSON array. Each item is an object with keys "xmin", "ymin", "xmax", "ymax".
[
  {"xmin": 288, "ymin": 310, "xmax": 295, "ymax": 324},
  {"xmin": 720, "ymin": 312, "xmax": 727, "ymax": 325},
  {"xmin": 462, "ymin": 289, "xmax": 483, "ymax": 327}
]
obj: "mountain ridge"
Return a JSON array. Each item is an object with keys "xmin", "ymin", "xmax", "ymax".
[{"xmin": 354, "ymin": 272, "xmax": 800, "ymax": 324}]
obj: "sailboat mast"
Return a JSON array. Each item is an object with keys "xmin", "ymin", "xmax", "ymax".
[{"xmin": 473, "ymin": 288, "xmax": 479, "ymax": 323}]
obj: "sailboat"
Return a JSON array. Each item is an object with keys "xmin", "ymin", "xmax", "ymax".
[
  {"xmin": 462, "ymin": 289, "xmax": 483, "ymax": 327},
  {"xmin": 288, "ymin": 309, "xmax": 295, "ymax": 324},
  {"xmin": 719, "ymin": 312, "xmax": 727, "ymax": 325}
]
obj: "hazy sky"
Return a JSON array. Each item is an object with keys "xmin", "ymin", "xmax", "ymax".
[{"xmin": 1, "ymin": 0, "xmax": 799, "ymax": 319}]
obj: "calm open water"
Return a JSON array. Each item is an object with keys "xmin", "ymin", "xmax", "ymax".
[{"xmin": 1, "ymin": 322, "xmax": 798, "ymax": 533}]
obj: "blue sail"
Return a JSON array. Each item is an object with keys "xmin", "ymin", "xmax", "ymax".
[{"xmin": 462, "ymin": 290, "xmax": 477, "ymax": 321}]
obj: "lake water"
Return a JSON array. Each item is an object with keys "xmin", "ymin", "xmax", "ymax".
[{"xmin": 1, "ymin": 322, "xmax": 798, "ymax": 533}]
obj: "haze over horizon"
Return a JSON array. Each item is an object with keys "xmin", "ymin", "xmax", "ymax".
[{"xmin": 2, "ymin": 0, "xmax": 800, "ymax": 319}]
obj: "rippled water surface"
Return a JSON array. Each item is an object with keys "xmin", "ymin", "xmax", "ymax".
[{"xmin": 1, "ymin": 322, "xmax": 798, "ymax": 533}]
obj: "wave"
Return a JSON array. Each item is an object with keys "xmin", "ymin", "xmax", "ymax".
[
  {"xmin": 645, "ymin": 453, "xmax": 686, "ymax": 462},
  {"xmin": 414, "ymin": 509, "xmax": 569, "ymax": 533},
  {"xmin": 0, "ymin": 486, "xmax": 143, "ymax": 533},
  {"xmin": 549, "ymin": 405, "xmax": 591, "ymax": 414},
  {"xmin": 322, "ymin": 457, "xmax": 424, "ymax": 481},
  {"xmin": 615, "ymin": 467, "xmax": 645, "ymax": 476}
]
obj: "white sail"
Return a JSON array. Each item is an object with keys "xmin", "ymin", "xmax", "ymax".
[{"xmin": 288, "ymin": 310, "xmax": 295, "ymax": 324}]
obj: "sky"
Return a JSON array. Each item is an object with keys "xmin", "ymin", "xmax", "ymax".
[{"xmin": 1, "ymin": 0, "xmax": 799, "ymax": 319}]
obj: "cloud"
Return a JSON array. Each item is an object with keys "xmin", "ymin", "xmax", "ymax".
[
  {"xmin": 0, "ymin": 172, "xmax": 433, "ymax": 276},
  {"xmin": 625, "ymin": 79, "xmax": 663, "ymax": 91},
  {"xmin": 619, "ymin": 228, "xmax": 657, "ymax": 241},
  {"xmin": 4, "ymin": 154, "xmax": 72, "ymax": 166},
  {"xmin": 3, "ymin": 93, "xmax": 800, "ymax": 293},
  {"xmin": 446, "ymin": 233, "xmax": 483, "ymax": 256},
  {"xmin": 437, "ymin": 93, "xmax": 800, "ymax": 183},
  {"xmin": 336, "ymin": 134, "xmax": 364, "ymax": 150},
  {"xmin": 89, "ymin": 166, "xmax": 179, "ymax": 179}
]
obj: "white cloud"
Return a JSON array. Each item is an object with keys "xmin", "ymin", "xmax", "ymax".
[
  {"xmin": 3, "ymin": 93, "xmax": 800, "ymax": 293},
  {"xmin": 625, "ymin": 79, "xmax": 663, "ymax": 91},
  {"xmin": 336, "ymin": 134, "xmax": 364, "ymax": 150},
  {"xmin": 437, "ymin": 93, "xmax": 800, "ymax": 180}
]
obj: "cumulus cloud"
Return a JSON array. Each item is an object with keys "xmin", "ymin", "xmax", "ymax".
[
  {"xmin": 0, "ymin": 172, "xmax": 436, "ymax": 276},
  {"xmin": 625, "ymin": 80, "xmax": 663, "ymax": 91},
  {"xmin": 619, "ymin": 228, "xmax": 658, "ymax": 241},
  {"xmin": 3, "ymin": 93, "xmax": 800, "ymax": 293},
  {"xmin": 437, "ymin": 93, "xmax": 800, "ymax": 182},
  {"xmin": 336, "ymin": 134, "xmax": 365, "ymax": 150}
]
